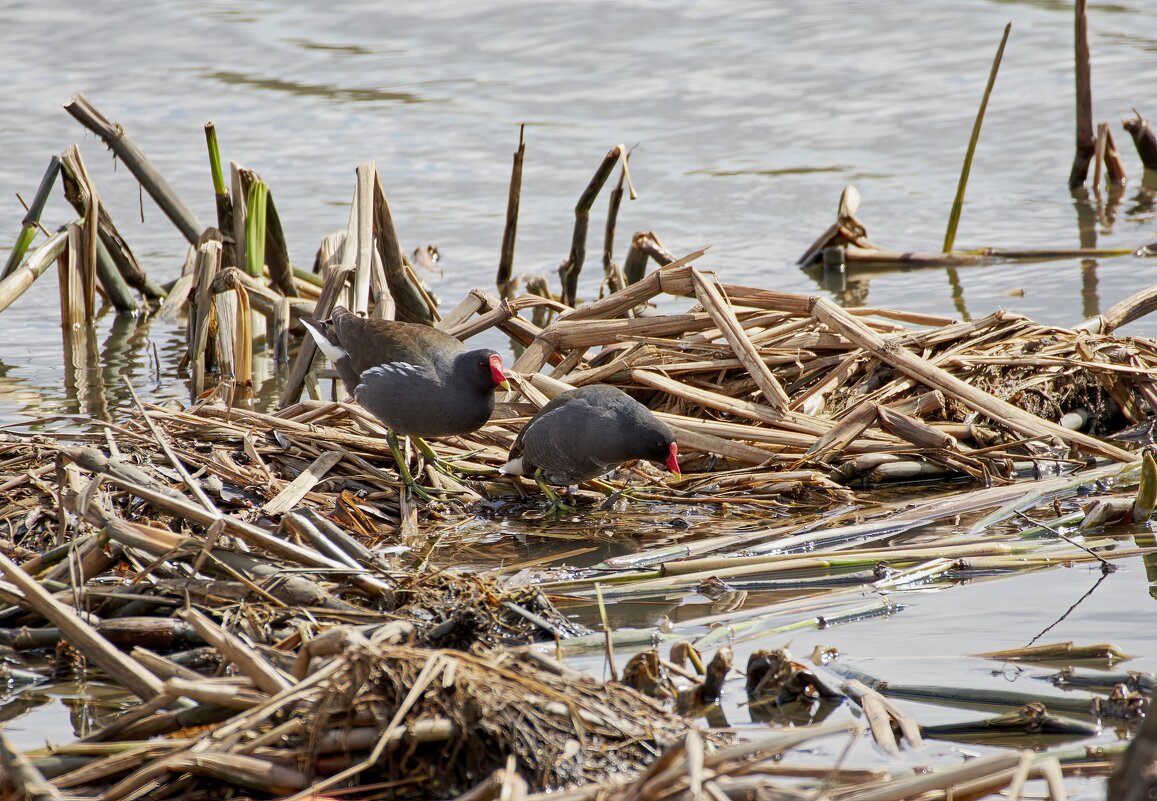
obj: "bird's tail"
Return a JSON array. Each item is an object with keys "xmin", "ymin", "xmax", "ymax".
[
  {"xmin": 499, "ymin": 457, "xmax": 526, "ymax": 476},
  {"xmin": 300, "ymin": 317, "xmax": 347, "ymax": 363}
]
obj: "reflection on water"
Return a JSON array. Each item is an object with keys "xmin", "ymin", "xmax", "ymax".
[
  {"xmin": 0, "ymin": 305, "xmax": 293, "ymax": 429},
  {"xmin": 203, "ymin": 70, "xmax": 435, "ymax": 104},
  {"xmin": 800, "ymin": 179, "xmax": 1157, "ymax": 322}
]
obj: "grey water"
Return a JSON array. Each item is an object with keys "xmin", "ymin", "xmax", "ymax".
[
  {"xmin": 1, "ymin": 1, "xmax": 1156, "ymax": 794},
  {"xmin": 2, "ymin": 0, "xmax": 1155, "ymax": 423}
]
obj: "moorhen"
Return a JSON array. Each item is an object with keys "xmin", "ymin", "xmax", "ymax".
[
  {"xmin": 302, "ymin": 306, "xmax": 510, "ymax": 495},
  {"xmin": 501, "ymin": 384, "xmax": 680, "ymax": 507}
]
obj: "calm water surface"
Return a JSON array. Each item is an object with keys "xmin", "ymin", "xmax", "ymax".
[{"xmin": 2, "ymin": 1, "xmax": 1157, "ymax": 793}]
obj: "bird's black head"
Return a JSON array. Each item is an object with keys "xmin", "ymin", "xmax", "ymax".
[
  {"xmin": 463, "ymin": 349, "xmax": 511, "ymax": 392},
  {"xmin": 631, "ymin": 417, "xmax": 679, "ymax": 475},
  {"xmin": 649, "ymin": 436, "xmax": 680, "ymax": 475}
]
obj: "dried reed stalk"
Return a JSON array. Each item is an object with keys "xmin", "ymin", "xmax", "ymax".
[{"xmin": 497, "ymin": 124, "xmax": 526, "ymax": 297}]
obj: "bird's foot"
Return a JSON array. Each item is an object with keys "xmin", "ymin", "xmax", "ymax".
[{"xmin": 536, "ymin": 472, "xmax": 576, "ymax": 516}]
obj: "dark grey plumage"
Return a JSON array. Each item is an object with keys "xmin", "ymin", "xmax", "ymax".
[
  {"xmin": 301, "ymin": 306, "xmax": 508, "ymax": 438},
  {"xmin": 502, "ymin": 384, "xmax": 680, "ymax": 485}
]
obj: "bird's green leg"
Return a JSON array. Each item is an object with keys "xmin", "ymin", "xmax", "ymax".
[
  {"xmin": 387, "ymin": 430, "xmax": 436, "ymax": 502},
  {"xmin": 413, "ymin": 437, "xmax": 494, "ymax": 476},
  {"xmin": 535, "ymin": 469, "xmax": 575, "ymax": 515}
]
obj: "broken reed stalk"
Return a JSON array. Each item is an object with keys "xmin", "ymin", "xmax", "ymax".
[
  {"xmin": 623, "ymin": 232, "xmax": 650, "ymax": 287},
  {"xmin": 213, "ymin": 281, "xmax": 254, "ymax": 396},
  {"xmin": 279, "ymin": 264, "xmax": 353, "ymax": 407},
  {"xmin": 260, "ymin": 183, "xmax": 297, "ymax": 297},
  {"xmin": 1123, "ymin": 111, "xmax": 1157, "ymax": 171},
  {"xmin": 82, "ymin": 194, "xmax": 98, "ymax": 321},
  {"xmin": 623, "ymin": 231, "xmax": 675, "ymax": 286},
  {"xmin": 1103, "ymin": 126, "xmax": 1128, "ymax": 185},
  {"xmin": 848, "ymin": 243, "xmax": 1133, "ymax": 267},
  {"xmin": 347, "ymin": 163, "xmax": 377, "ymax": 315},
  {"xmin": 244, "ymin": 178, "xmax": 268, "ymax": 280},
  {"xmin": 1069, "ymin": 0, "xmax": 1095, "ymax": 189},
  {"xmin": 0, "ymin": 228, "xmax": 69, "ymax": 314},
  {"xmin": 204, "ymin": 122, "xmax": 238, "ymax": 270},
  {"xmin": 943, "ymin": 22, "xmax": 1011, "ymax": 252},
  {"xmin": 230, "ymin": 162, "xmax": 249, "ymax": 278},
  {"xmin": 272, "ymin": 296, "xmax": 291, "ymax": 364},
  {"xmin": 214, "ymin": 287, "xmax": 239, "ymax": 382},
  {"xmin": 560, "ymin": 144, "xmax": 633, "ymax": 306},
  {"xmin": 58, "ymin": 225, "xmax": 85, "ymax": 328},
  {"xmin": 1078, "ymin": 282, "xmax": 1157, "ymax": 334},
  {"xmin": 602, "ymin": 158, "xmax": 630, "ymax": 294},
  {"xmin": 496, "ymin": 124, "xmax": 526, "ymax": 298},
  {"xmin": 188, "ymin": 241, "xmax": 223, "ymax": 398},
  {"xmin": 63, "ymin": 94, "xmax": 204, "ymax": 244},
  {"xmin": 58, "ymin": 146, "xmax": 166, "ymax": 300},
  {"xmin": 2, "ymin": 156, "xmax": 60, "ymax": 280},
  {"xmin": 372, "ymin": 168, "xmax": 437, "ymax": 324},
  {"xmin": 209, "ymin": 267, "xmax": 312, "ymax": 323},
  {"xmin": 1094, "ymin": 122, "xmax": 1108, "ymax": 189}
]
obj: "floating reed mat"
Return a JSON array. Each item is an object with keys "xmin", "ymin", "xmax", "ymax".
[
  {"xmin": 200, "ymin": 257, "xmax": 1154, "ymax": 512},
  {"xmin": 430, "ymin": 261, "xmax": 1145, "ymax": 489},
  {"xmin": 0, "ymin": 328, "xmax": 1148, "ymax": 798}
]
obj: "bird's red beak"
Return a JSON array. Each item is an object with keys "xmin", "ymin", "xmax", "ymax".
[
  {"xmin": 489, "ymin": 353, "xmax": 511, "ymax": 390},
  {"xmin": 666, "ymin": 442, "xmax": 680, "ymax": 475}
]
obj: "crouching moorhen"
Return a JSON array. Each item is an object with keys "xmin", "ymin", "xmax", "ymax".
[
  {"xmin": 301, "ymin": 306, "xmax": 510, "ymax": 495},
  {"xmin": 501, "ymin": 384, "xmax": 680, "ymax": 508}
]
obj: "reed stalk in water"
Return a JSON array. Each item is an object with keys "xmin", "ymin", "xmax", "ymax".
[
  {"xmin": 496, "ymin": 124, "xmax": 525, "ymax": 298},
  {"xmin": 1, "ymin": 156, "xmax": 59, "ymax": 280},
  {"xmin": 1068, "ymin": 0, "xmax": 1095, "ymax": 189},
  {"xmin": 204, "ymin": 122, "xmax": 238, "ymax": 270},
  {"xmin": 943, "ymin": 22, "xmax": 1011, "ymax": 252},
  {"xmin": 244, "ymin": 178, "xmax": 268, "ymax": 280}
]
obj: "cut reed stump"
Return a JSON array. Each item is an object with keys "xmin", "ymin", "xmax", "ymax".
[
  {"xmin": 1124, "ymin": 110, "xmax": 1157, "ymax": 172},
  {"xmin": 1069, "ymin": 0, "xmax": 1095, "ymax": 189}
]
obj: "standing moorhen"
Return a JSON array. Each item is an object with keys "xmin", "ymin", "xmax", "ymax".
[
  {"xmin": 302, "ymin": 306, "xmax": 510, "ymax": 495},
  {"xmin": 501, "ymin": 384, "xmax": 680, "ymax": 508}
]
